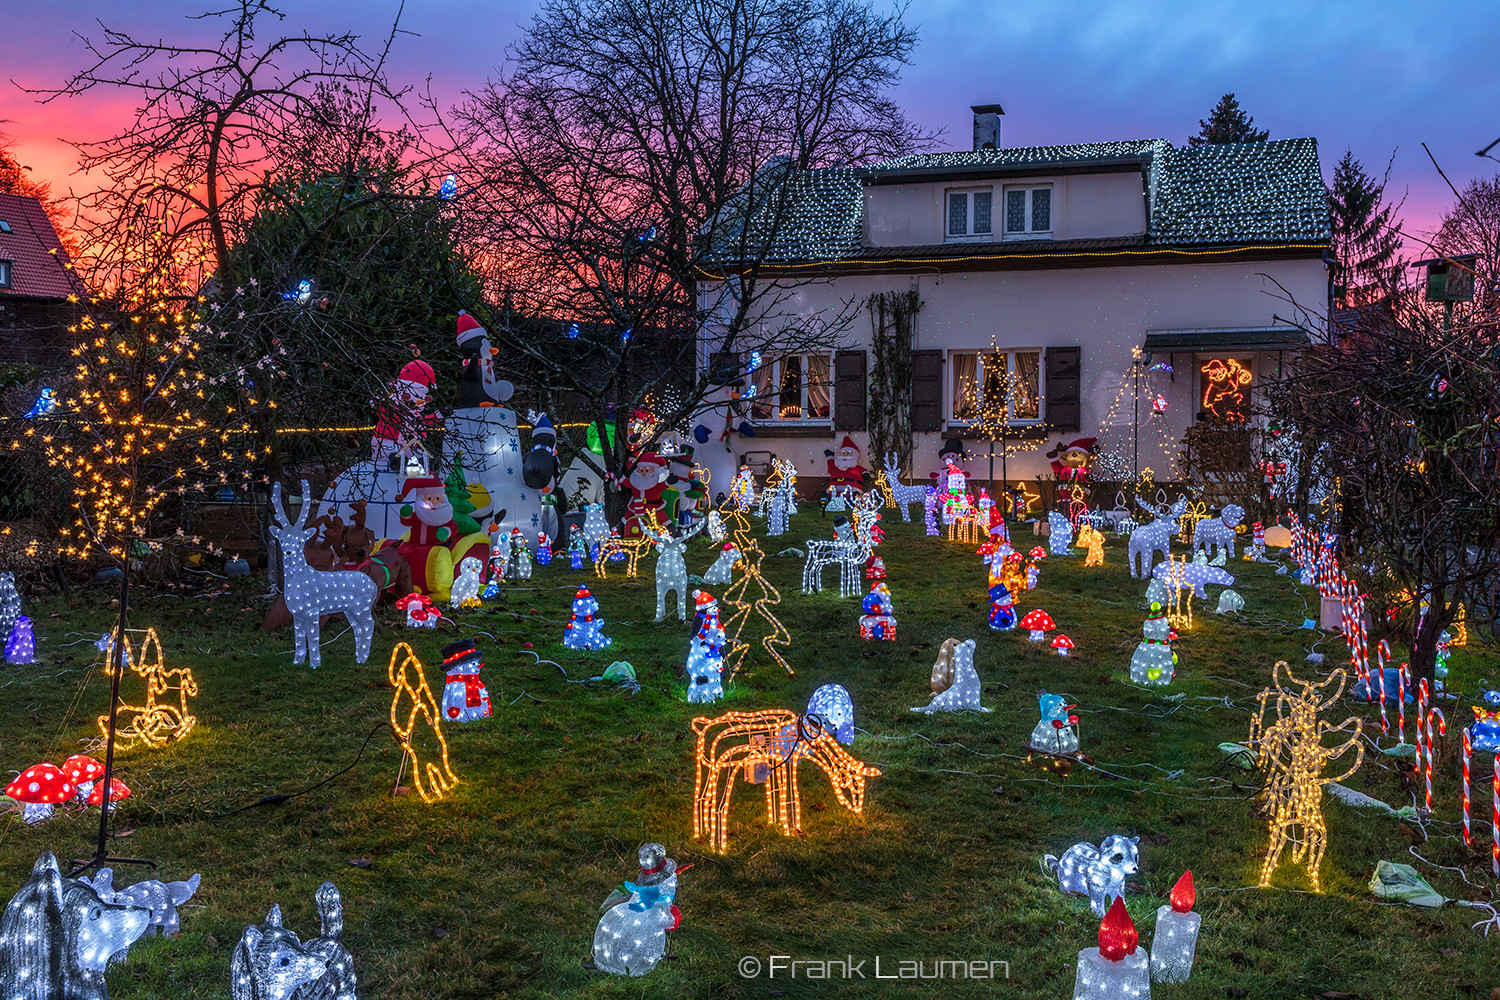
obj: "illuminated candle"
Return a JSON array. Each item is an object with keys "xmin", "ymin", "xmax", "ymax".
[
  {"xmin": 1149, "ymin": 871, "xmax": 1200, "ymax": 983},
  {"xmin": 1073, "ymin": 897, "xmax": 1150, "ymax": 1000}
]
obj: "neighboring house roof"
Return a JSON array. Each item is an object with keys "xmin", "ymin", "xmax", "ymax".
[
  {"xmin": 704, "ymin": 137, "xmax": 1330, "ymax": 267},
  {"xmin": 0, "ymin": 193, "xmax": 85, "ymax": 300}
]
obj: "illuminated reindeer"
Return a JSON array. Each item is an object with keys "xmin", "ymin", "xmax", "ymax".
[
  {"xmin": 881, "ymin": 453, "xmax": 929, "ymax": 522},
  {"xmin": 1248, "ymin": 661, "xmax": 1364, "ymax": 892},
  {"xmin": 692, "ymin": 709, "xmax": 882, "ymax": 853},
  {"xmin": 801, "ymin": 493, "xmax": 878, "ymax": 597}
]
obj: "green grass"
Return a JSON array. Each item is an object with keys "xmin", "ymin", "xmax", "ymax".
[{"xmin": 0, "ymin": 509, "xmax": 1496, "ymax": 999}]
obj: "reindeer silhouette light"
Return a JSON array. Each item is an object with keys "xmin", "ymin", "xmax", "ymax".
[
  {"xmin": 692, "ymin": 709, "xmax": 882, "ymax": 852},
  {"xmin": 97, "ymin": 627, "xmax": 197, "ymax": 748},
  {"xmin": 270, "ymin": 480, "xmax": 377, "ymax": 669},
  {"xmin": 387, "ymin": 643, "xmax": 459, "ymax": 803},
  {"xmin": 880, "ymin": 453, "xmax": 928, "ymax": 522},
  {"xmin": 1248, "ymin": 661, "xmax": 1364, "ymax": 892}
]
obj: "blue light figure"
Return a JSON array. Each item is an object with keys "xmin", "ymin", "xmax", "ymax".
[
  {"xmin": 1470, "ymin": 692, "xmax": 1500, "ymax": 754},
  {"xmin": 806, "ymin": 684, "xmax": 856, "ymax": 745},
  {"xmin": 439, "ymin": 173, "xmax": 458, "ymax": 200},
  {"xmin": 621, "ymin": 327, "xmax": 632, "ymax": 344},
  {"xmin": 569, "ymin": 534, "xmax": 586, "ymax": 570},
  {"xmin": 567, "ymin": 322, "xmax": 580, "ymax": 339},
  {"xmin": 22, "ymin": 388, "xmax": 56, "ymax": 418},
  {"xmin": 283, "ymin": 279, "xmax": 313, "ymax": 305},
  {"xmin": 637, "ymin": 225, "xmax": 656, "ymax": 244},
  {"xmin": 988, "ymin": 582, "xmax": 1016, "ymax": 631}
]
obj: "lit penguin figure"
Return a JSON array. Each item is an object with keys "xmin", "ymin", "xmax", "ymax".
[
  {"xmin": 706, "ymin": 509, "xmax": 726, "ymax": 542},
  {"xmin": 5, "ymin": 615, "xmax": 36, "ymax": 664},
  {"xmin": 488, "ymin": 526, "xmax": 513, "ymax": 582},
  {"xmin": 912, "ymin": 639, "xmax": 989, "ymax": 713},
  {"xmin": 569, "ymin": 533, "xmax": 587, "ymax": 570},
  {"xmin": 702, "ymin": 542, "xmax": 740, "ymax": 585},
  {"xmin": 1030, "ymin": 690, "xmax": 1079, "ymax": 754},
  {"xmin": 0, "ymin": 571, "xmax": 22, "ymax": 639},
  {"xmin": 0, "ymin": 851, "xmax": 150, "ymax": 1000},
  {"xmin": 589, "ymin": 844, "xmax": 682, "ymax": 977},
  {"xmin": 1042, "ymin": 834, "xmax": 1141, "ymax": 917},
  {"xmin": 230, "ymin": 881, "xmax": 355, "ymax": 1000},
  {"xmin": 1150, "ymin": 871, "xmax": 1201, "ymax": 983},
  {"xmin": 89, "ymin": 869, "xmax": 201, "ymax": 961},
  {"xmin": 449, "ymin": 557, "xmax": 483, "ymax": 609},
  {"xmin": 510, "ymin": 530, "xmax": 533, "ymax": 580},
  {"xmin": 535, "ymin": 532, "xmax": 553, "ymax": 566},
  {"xmin": 440, "ymin": 639, "xmax": 492, "ymax": 722},
  {"xmin": 684, "ymin": 591, "xmax": 726, "ymax": 704},
  {"xmin": 563, "ymin": 587, "xmax": 612, "ymax": 650},
  {"xmin": 1129, "ymin": 602, "xmax": 1176, "ymax": 686},
  {"xmin": 806, "ymin": 683, "xmax": 856, "ymax": 744}
]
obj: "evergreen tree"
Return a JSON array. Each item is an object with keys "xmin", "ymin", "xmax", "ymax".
[
  {"xmin": 1327, "ymin": 149, "xmax": 1404, "ymax": 302},
  {"xmin": 445, "ymin": 457, "xmax": 482, "ymax": 535},
  {"xmin": 1188, "ymin": 94, "xmax": 1269, "ymax": 146}
]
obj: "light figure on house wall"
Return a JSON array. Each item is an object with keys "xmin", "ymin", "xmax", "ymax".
[{"xmin": 1200, "ymin": 358, "xmax": 1252, "ymax": 421}]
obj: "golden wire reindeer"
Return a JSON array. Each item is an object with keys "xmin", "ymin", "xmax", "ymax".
[
  {"xmin": 1248, "ymin": 661, "xmax": 1364, "ymax": 892},
  {"xmin": 692, "ymin": 709, "xmax": 882, "ymax": 853},
  {"xmin": 722, "ymin": 538, "xmax": 792, "ymax": 678},
  {"xmin": 946, "ymin": 505, "xmax": 985, "ymax": 544},
  {"xmin": 97, "ymin": 627, "xmax": 198, "ymax": 748},
  {"xmin": 387, "ymin": 642, "xmax": 459, "ymax": 803},
  {"xmin": 593, "ymin": 509, "xmax": 665, "ymax": 579}
]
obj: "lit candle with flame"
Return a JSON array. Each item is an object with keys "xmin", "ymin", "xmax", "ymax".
[
  {"xmin": 1073, "ymin": 897, "xmax": 1150, "ymax": 999},
  {"xmin": 1149, "ymin": 871, "xmax": 1200, "ymax": 983}
]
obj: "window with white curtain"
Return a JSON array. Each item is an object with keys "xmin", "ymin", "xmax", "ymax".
[
  {"xmin": 950, "ymin": 349, "xmax": 1042, "ymax": 424},
  {"xmin": 946, "ymin": 188, "xmax": 993, "ymax": 239},
  {"xmin": 749, "ymin": 353, "xmax": 833, "ymax": 421}
]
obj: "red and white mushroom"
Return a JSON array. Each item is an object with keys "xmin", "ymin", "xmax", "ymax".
[
  {"xmin": 87, "ymin": 777, "xmax": 131, "ymax": 812},
  {"xmin": 1018, "ymin": 609, "xmax": 1056, "ymax": 642},
  {"xmin": 62, "ymin": 754, "xmax": 104, "ymax": 802},
  {"xmin": 1051, "ymin": 634, "xmax": 1075, "ymax": 656},
  {"xmin": 6, "ymin": 763, "xmax": 76, "ymax": 825},
  {"xmin": 1029, "ymin": 546, "xmax": 1048, "ymax": 560}
]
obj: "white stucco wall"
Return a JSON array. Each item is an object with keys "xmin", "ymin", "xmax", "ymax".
[{"xmin": 697, "ymin": 256, "xmax": 1325, "ymax": 497}]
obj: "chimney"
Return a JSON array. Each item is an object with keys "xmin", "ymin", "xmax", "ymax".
[{"xmin": 971, "ymin": 104, "xmax": 1004, "ymax": 151}]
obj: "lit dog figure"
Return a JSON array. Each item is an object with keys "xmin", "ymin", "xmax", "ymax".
[{"xmin": 1043, "ymin": 834, "xmax": 1141, "ymax": 917}]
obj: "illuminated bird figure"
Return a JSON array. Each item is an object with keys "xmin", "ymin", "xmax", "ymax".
[
  {"xmin": 439, "ymin": 173, "xmax": 458, "ymax": 200},
  {"xmin": 22, "ymin": 388, "xmax": 56, "ymax": 419}
]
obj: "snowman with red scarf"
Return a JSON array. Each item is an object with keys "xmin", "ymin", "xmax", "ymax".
[{"xmin": 440, "ymin": 638, "xmax": 491, "ymax": 722}]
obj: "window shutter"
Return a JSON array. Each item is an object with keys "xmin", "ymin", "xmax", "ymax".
[
  {"xmin": 910, "ymin": 349, "xmax": 944, "ymax": 432},
  {"xmin": 1045, "ymin": 346, "xmax": 1081, "ymax": 432},
  {"xmin": 833, "ymin": 350, "xmax": 867, "ymax": 430},
  {"xmin": 707, "ymin": 350, "xmax": 741, "ymax": 386}
]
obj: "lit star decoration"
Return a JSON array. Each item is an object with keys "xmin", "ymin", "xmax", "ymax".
[
  {"xmin": 1248, "ymin": 661, "xmax": 1364, "ymax": 892},
  {"xmin": 1150, "ymin": 871, "xmax": 1200, "ymax": 983},
  {"xmin": 691, "ymin": 709, "xmax": 881, "ymax": 852},
  {"xmin": 96, "ymin": 627, "xmax": 198, "ymax": 748},
  {"xmin": 387, "ymin": 642, "xmax": 460, "ymax": 803}
]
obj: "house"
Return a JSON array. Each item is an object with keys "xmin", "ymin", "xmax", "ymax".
[
  {"xmin": 0, "ymin": 193, "xmax": 84, "ymax": 367},
  {"xmin": 695, "ymin": 106, "xmax": 1330, "ymax": 501}
]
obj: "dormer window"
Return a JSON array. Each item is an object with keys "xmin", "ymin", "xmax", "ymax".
[
  {"xmin": 946, "ymin": 188, "xmax": 992, "ymax": 240},
  {"xmin": 1004, "ymin": 185, "xmax": 1052, "ymax": 238},
  {"xmin": 0, "ymin": 260, "xmax": 10, "ymax": 289}
]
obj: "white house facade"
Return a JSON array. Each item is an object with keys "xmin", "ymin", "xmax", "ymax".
[{"xmin": 695, "ymin": 109, "xmax": 1331, "ymax": 499}]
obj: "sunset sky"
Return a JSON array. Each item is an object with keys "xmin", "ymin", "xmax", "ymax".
[{"xmin": 3, "ymin": 0, "xmax": 1496, "ymax": 248}]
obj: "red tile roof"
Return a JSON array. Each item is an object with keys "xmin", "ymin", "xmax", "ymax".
[{"xmin": 0, "ymin": 193, "xmax": 85, "ymax": 301}]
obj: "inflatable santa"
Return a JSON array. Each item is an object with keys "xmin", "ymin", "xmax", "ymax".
[
  {"xmin": 623, "ymin": 452, "xmax": 668, "ymax": 536},
  {"xmin": 824, "ymin": 436, "xmax": 868, "ymax": 499},
  {"xmin": 1046, "ymin": 437, "xmax": 1097, "ymax": 483},
  {"xmin": 394, "ymin": 476, "xmax": 488, "ymax": 600},
  {"xmin": 371, "ymin": 359, "xmax": 442, "ymax": 472}
]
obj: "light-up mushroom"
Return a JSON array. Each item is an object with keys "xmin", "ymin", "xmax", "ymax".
[
  {"xmin": 62, "ymin": 754, "xmax": 104, "ymax": 803},
  {"xmin": 1029, "ymin": 546, "xmax": 1047, "ymax": 560},
  {"xmin": 87, "ymin": 777, "xmax": 131, "ymax": 814},
  {"xmin": 1051, "ymin": 634, "xmax": 1075, "ymax": 657},
  {"xmin": 1018, "ymin": 609, "xmax": 1055, "ymax": 643},
  {"xmin": 6, "ymin": 763, "xmax": 75, "ymax": 824}
]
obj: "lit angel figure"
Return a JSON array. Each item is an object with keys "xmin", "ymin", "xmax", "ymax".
[
  {"xmin": 449, "ymin": 557, "xmax": 483, "ymax": 609},
  {"xmin": 1150, "ymin": 870, "xmax": 1200, "ymax": 983},
  {"xmin": 588, "ymin": 844, "xmax": 682, "ymax": 977},
  {"xmin": 1073, "ymin": 897, "xmax": 1149, "ymax": 1000},
  {"xmin": 685, "ymin": 591, "xmax": 727, "ymax": 704},
  {"xmin": 1030, "ymin": 690, "xmax": 1079, "ymax": 754},
  {"xmin": 702, "ymin": 542, "xmax": 740, "ymax": 585}
]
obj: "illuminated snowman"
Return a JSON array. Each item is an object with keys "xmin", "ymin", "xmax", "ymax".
[{"xmin": 1129, "ymin": 602, "xmax": 1176, "ymax": 686}]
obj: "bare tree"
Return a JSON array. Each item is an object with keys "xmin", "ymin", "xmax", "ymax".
[
  {"xmin": 441, "ymin": 0, "xmax": 936, "ymax": 517},
  {"xmin": 1431, "ymin": 174, "xmax": 1500, "ymax": 316}
]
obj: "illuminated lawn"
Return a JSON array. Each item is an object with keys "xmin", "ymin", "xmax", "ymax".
[{"xmin": 0, "ymin": 510, "xmax": 1494, "ymax": 999}]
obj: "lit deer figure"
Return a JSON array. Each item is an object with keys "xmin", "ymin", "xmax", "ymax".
[
  {"xmin": 881, "ymin": 452, "xmax": 928, "ymax": 522},
  {"xmin": 1127, "ymin": 495, "xmax": 1187, "ymax": 579},
  {"xmin": 269, "ymin": 481, "xmax": 377, "ymax": 669},
  {"xmin": 649, "ymin": 519, "xmax": 704, "ymax": 622}
]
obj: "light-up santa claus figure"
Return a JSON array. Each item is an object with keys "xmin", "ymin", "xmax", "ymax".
[
  {"xmin": 371, "ymin": 359, "xmax": 442, "ymax": 472},
  {"xmin": 623, "ymin": 452, "xmax": 668, "ymax": 537},
  {"xmin": 824, "ymin": 436, "xmax": 867, "ymax": 500}
]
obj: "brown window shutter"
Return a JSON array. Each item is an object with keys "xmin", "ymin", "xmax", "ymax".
[
  {"xmin": 833, "ymin": 350, "xmax": 867, "ymax": 430},
  {"xmin": 1045, "ymin": 346, "xmax": 1081, "ymax": 432},
  {"xmin": 910, "ymin": 349, "xmax": 944, "ymax": 432}
]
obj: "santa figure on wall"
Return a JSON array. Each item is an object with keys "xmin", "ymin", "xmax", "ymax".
[
  {"xmin": 1046, "ymin": 437, "xmax": 1098, "ymax": 483},
  {"xmin": 371, "ymin": 359, "xmax": 443, "ymax": 472},
  {"xmin": 824, "ymin": 436, "xmax": 868, "ymax": 500},
  {"xmin": 623, "ymin": 452, "xmax": 668, "ymax": 536}
]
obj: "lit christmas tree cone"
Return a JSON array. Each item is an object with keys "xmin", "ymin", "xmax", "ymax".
[
  {"xmin": 1149, "ymin": 871, "xmax": 1200, "ymax": 983},
  {"xmin": 1073, "ymin": 897, "xmax": 1150, "ymax": 1000}
]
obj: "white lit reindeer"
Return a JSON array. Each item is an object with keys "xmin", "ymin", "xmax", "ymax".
[
  {"xmin": 802, "ymin": 493, "xmax": 879, "ymax": 598},
  {"xmin": 270, "ymin": 481, "xmax": 377, "ymax": 669},
  {"xmin": 881, "ymin": 453, "xmax": 929, "ymax": 522},
  {"xmin": 649, "ymin": 520, "xmax": 704, "ymax": 622}
]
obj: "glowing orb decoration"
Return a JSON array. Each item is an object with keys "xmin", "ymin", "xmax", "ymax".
[
  {"xmin": 387, "ymin": 643, "xmax": 459, "ymax": 803},
  {"xmin": 230, "ymin": 881, "xmax": 357, "ymax": 1000},
  {"xmin": 1043, "ymin": 834, "xmax": 1141, "ymax": 917},
  {"xmin": 589, "ymin": 844, "xmax": 682, "ymax": 976}
]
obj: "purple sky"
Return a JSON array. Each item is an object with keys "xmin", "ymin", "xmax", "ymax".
[{"xmin": 4, "ymin": 1, "xmax": 1497, "ymax": 248}]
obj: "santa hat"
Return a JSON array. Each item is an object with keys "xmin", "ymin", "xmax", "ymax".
[
  {"xmin": 511, "ymin": 527, "xmax": 522, "ymax": 535},
  {"xmin": 721, "ymin": 541, "xmax": 738, "ymax": 552},
  {"xmin": 693, "ymin": 589, "xmax": 717, "ymax": 609},
  {"xmin": 398, "ymin": 359, "xmax": 436, "ymax": 390},
  {"xmin": 456, "ymin": 311, "xmax": 486, "ymax": 347},
  {"xmin": 839, "ymin": 436, "xmax": 859, "ymax": 452},
  {"xmin": 636, "ymin": 451, "xmax": 663, "ymax": 469},
  {"xmin": 398, "ymin": 477, "xmax": 444, "ymax": 499}
]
